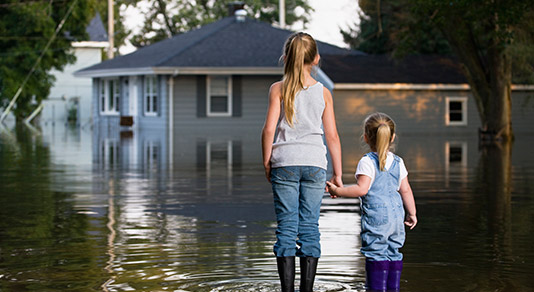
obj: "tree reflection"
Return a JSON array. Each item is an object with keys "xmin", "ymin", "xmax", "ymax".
[{"xmin": 0, "ymin": 126, "xmax": 107, "ymax": 290}]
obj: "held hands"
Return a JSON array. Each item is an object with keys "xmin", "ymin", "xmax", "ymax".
[
  {"xmin": 325, "ymin": 180, "xmax": 341, "ymax": 199},
  {"xmin": 404, "ymin": 214, "xmax": 417, "ymax": 230}
]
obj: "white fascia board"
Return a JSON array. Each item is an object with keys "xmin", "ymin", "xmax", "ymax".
[
  {"xmin": 72, "ymin": 41, "xmax": 109, "ymax": 48},
  {"xmin": 154, "ymin": 67, "xmax": 283, "ymax": 75},
  {"xmin": 74, "ymin": 66, "xmax": 283, "ymax": 78},
  {"xmin": 334, "ymin": 83, "xmax": 471, "ymax": 90},
  {"xmin": 334, "ymin": 83, "xmax": 534, "ymax": 91}
]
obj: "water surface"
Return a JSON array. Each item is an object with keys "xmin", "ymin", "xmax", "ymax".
[{"xmin": 0, "ymin": 125, "xmax": 533, "ymax": 291}]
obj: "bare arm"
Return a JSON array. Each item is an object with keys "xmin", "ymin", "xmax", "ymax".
[
  {"xmin": 322, "ymin": 87, "xmax": 343, "ymax": 188},
  {"xmin": 399, "ymin": 177, "xmax": 417, "ymax": 229},
  {"xmin": 261, "ymin": 82, "xmax": 282, "ymax": 182},
  {"xmin": 326, "ymin": 174, "xmax": 371, "ymax": 198}
]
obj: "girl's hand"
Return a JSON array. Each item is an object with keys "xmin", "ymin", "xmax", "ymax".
[
  {"xmin": 325, "ymin": 181, "xmax": 339, "ymax": 198},
  {"xmin": 405, "ymin": 214, "xmax": 417, "ymax": 230},
  {"xmin": 264, "ymin": 164, "xmax": 272, "ymax": 183}
]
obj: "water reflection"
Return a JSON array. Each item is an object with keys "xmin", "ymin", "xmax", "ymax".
[{"xmin": 0, "ymin": 125, "xmax": 534, "ymax": 291}]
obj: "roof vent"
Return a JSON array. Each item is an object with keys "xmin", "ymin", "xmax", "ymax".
[{"xmin": 235, "ymin": 9, "xmax": 247, "ymax": 22}]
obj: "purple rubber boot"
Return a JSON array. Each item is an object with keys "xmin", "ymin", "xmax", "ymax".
[
  {"xmin": 365, "ymin": 259, "xmax": 389, "ymax": 291},
  {"xmin": 387, "ymin": 260, "xmax": 403, "ymax": 291}
]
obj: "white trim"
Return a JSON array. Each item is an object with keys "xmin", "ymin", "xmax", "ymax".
[
  {"xmin": 334, "ymin": 83, "xmax": 534, "ymax": 91},
  {"xmin": 206, "ymin": 75, "xmax": 232, "ymax": 117},
  {"xmin": 168, "ymin": 76, "xmax": 174, "ymax": 171},
  {"xmin": 335, "ymin": 83, "xmax": 471, "ymax": 91},
  {"xmin": 75, "ymin": 66, "xmax": 283, "ymax": 78},
  {"xmin": 445, "ymin": 96, "xmax": 468, "ymax": 126},
  {"xmin": 72, "ymin": 41, "xmax": 109, "ymax": 48}
]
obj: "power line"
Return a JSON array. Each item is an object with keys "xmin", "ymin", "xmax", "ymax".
[{"xmin": 0, "ymin": 0, "xmax": 79, "ymax": 122}]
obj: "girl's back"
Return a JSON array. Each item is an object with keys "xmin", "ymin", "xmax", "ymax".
[{"xmin": 270, "ymin": 82, "xmax": 327, "ymax": 170}]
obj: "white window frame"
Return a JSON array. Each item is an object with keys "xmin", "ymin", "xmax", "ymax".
[
  {"xmin": 206, "ymin": 75, "xmax": 232, "ymax": 117},
  {"xmin": 144, "ymin": 75, "xmax": 158, "ymax": 116},
  {"xmin": 445, "ymin": 96, "xmax": 468, "ymax": 126},
  {"xmin": 100, "ymin": 78, "xmax": 120, "ymax": 115}
]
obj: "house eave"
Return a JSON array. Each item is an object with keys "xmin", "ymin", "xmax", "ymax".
[
  {"xmin": 74, "ymin": 66, "xmax": 283, "ymax": 78},
  {"xmin": 334, "ymin": 83, "xmax": 534, "ymax": 91},
  {"xmin": 72, "ymin": 41, "xmax": 109, "ymax": 48}
]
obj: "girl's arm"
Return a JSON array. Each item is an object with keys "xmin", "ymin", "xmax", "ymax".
[
  {"xmin": 322, "ymin": 87, "xmax": 343, "ymax": 188},
  {"xmin": 261, "ymin": 82, "xmax": 282, "ymax": 182},
  {"xmin": 326, "ymin": 174, "xmax": 371, "ymax": 198},
  {"xmin": 399, "ymin": 177, "xmax": 417, "ymax": 229}
]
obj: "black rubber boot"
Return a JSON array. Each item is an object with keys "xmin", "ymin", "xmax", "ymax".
[
  {"xmin": 276, "ymin": 256, "xmax": 295, "ymax": 292},
  {"xmin": 299, "ymin": 257, "xmax": 319, "ymax": 292}
]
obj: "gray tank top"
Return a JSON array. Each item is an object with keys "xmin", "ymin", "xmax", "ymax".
[{"xmin": 270, "ymin": 82, "xmax": 328, "ymax": 170}]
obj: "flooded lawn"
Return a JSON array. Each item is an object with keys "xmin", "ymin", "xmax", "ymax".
[{"xmin": 1, "ymin": 125, "xmax": 534, "ymax": 291}]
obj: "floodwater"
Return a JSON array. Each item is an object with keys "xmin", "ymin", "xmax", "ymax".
[{"xmin": 1, "ymin": 124, "xmax": 533, "ymax": 291}]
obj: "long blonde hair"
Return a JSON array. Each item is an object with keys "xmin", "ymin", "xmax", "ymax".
[
  {"xmin": 364, "ymin": 112, "xmax": 396, "ymax": 171},
  {"xmin": 281, "ymin": 32, "xmax": 318, "ymax": 127}
]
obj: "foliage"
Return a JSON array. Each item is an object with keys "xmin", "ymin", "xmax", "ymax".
[
  {"xmin": 341, "ymin": 0, "xmax": 451, "ymax": 56},
  {"xmin": 0, "ymin": 0, "xmax": 96, "ymax": 120},
  {"xmin": 344, "ymin": 0, "xmax": 534, "ymax": 140},
  {"xmin": 129, "ymin": 0, "xmax": 313, "ymax": 48}
]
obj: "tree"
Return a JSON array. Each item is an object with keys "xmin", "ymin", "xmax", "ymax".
[
  {"xmin": 341, "ymin": 0, "xmax": 451, "ymax": 56},
  {"xmin": 0, "ymin": 0, "xmax": 96, "ymax": 120},
  {"xmin": 343, "ymin": 0, "xmax": 534, "ymax": 142},
  {"xmin": 129, "ymin": 0, "xmax": 313, "ymax": 48}
]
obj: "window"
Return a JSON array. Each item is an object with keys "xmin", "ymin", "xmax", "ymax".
[
  {"xmin": 144, "ymin": 75, "xmax": 158, "ymax": 116},
  {"xmin": 100, "ymin": 139, "xmax": 120, "ymax": 167},
  {"xmin": 207, "ymin": 76, "xmax": 232, "ymax": 116},
  {"xmin": 100, "ymin": 79, "xmax": 120, "ymax": 114},
  {"xmin": 144, "ymin": 140, "xmax": 160, "ymax": 169},
  {"xmin": 446, "ymin": 97, "xmax": 467, "ymax": 126}
]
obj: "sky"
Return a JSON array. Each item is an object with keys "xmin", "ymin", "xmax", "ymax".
[{"xmin": 120, "ymin": 0, "xmax": 360, "ymax": 55}]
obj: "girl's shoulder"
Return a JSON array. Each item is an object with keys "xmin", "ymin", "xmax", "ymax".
[{"xmin": 270, "ymin": 81, "xmax": 283, "ymax": 92}]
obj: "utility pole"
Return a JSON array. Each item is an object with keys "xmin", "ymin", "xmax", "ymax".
[
  {"xmin": 279, "ymin": 0, "xmax": 286, "ymax": 28},
  {"xmin": 107, "ymin": 0, "xmax": 114, "ymax": 59}
]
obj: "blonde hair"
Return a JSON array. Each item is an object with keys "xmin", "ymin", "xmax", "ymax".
[
  {"xmin": 281, "ymin": 32, "xmax": 318, "ymax": 127},
  {"xmin": 364, "ymin": 112, "xmax": 396, "ymax": 171}
]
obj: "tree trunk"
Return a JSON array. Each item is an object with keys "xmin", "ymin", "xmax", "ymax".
[{"xmin": 439, "ymin": 15, "xmax": 514, "ymax": 143}]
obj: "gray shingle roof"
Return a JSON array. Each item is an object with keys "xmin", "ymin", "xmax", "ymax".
[
  {"xmin": 321, "ymin": 54, "xmax": 467, "ymax": 84},
  {"xmin": 79, "ymin": 16, "xmax": 361, "ymax": 73},
  {"xmin": 86, "ymin": 12, "xmax": 108, "ymax": 42}
]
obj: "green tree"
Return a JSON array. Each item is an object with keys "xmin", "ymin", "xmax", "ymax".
[
  {"xmin": 343, "ymin": 0, "xmax": 534, "ymax": 141},
  {"xmin": 129, "ymin": 0, "xmax": 313, "ymax": 48},
  {"xmin": 341, "ymin": 0, "xmax": 451, "ymax": 56},
  {"xmin": 0, "ymin": 0, "xmax": 97, "ymax": 120}
]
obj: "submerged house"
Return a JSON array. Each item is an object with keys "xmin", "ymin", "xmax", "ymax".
[
  {"xmin": 75, "ymin": 10, "xmax": 357, "ymax": 169},
  {"xmin": 42, "ymin": 13, "xmax": 108, "ymax": 126},
  {"xmin": 77, "ymin": 9, "xmax": 534, "ymax": 172}
]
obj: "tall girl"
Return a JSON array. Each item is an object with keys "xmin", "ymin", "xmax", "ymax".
[
  {"xmin": 326, "ymin": 112, "xmax": 417, "ymax": 291},
  {"xmin": 261, "ymin": 32, "xmax": 343, "ymax": 292}
]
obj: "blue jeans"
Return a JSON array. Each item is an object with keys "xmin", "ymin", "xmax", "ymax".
[{"xmin": 271, "ymin": 166, "xmax": 326, "ymax": 258}]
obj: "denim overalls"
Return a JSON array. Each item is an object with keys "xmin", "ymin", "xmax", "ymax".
[{"xmin": 360, "ymin": 152, "xmax": 405, "ymax": 261}]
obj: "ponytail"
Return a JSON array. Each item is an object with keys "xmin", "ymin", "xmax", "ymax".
[
  {"xmin": 376, "ymin": 124, "xmax": 391, "ymax": 171},
  {"xmin": 281, "ymin": 32, "xmax": 318, "ymax": 127},
  {"xmin": 363, "ymin": 112, "xmax": 396, "ymax": 171}
]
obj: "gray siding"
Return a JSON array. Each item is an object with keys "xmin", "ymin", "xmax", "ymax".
[
  {"xmin": 172, "ymin": 75, "xmax": 280, "ymax": 132},
  {"xmin": 170, "ymin": 75, "xmax": 280, "ymax": 169},
  {"xmin": 333, "ymin": 89, "xmax": 534, "ymax": 135}
]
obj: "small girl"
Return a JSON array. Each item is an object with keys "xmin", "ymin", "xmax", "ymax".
[
  {"xmin": 262, "ymin": 32, "xmax": 343, "ymax": 292},
  {"xmin": 326, "ymin": 112, "xmax": 417, "ymax": 291}
]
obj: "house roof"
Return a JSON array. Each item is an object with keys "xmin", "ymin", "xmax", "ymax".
[
  {"xmin": 321, "ymin": 54, "xmax": 468, "ymax": 84},
  {"xmin": 86, "ymin": 12, "xmax": 108, "ymax": 42},
  {"xmin": 77, "ymin": 16, "xmax": 361, "ymax": 75}
]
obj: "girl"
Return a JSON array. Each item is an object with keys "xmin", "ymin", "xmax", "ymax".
[
  {"xmin": 261, "ymin": 32, "xmax": 343, "ymax": 292},
  {"xmin": 326, "ymin": 112, "xmax": 417, "ymax": 291}
]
